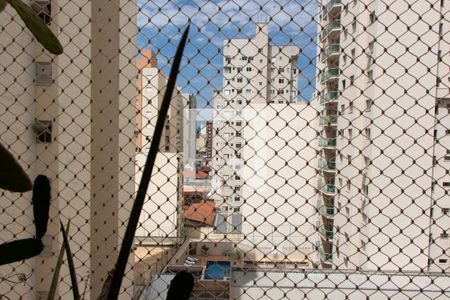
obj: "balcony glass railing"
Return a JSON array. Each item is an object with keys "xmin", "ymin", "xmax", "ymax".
[
  {"xmin": 318, "ymin": 137, "xmax": 337, "ymax": 147},
  {"xmin": 316, "ymin": 221, "xmax": 334, "ymax": 239},
  {"xmin": 322, "ymin": 0, "xmax": 342, "ymax": 18},
  {"xmin": 315, "ymin": 241, "xmax": 333, "ymax": 261},
  {"xmin": 319, "ymin": 115, "xmax": 338, "ymax": 125},
  {"xmin": 316, "ymin": 200, "xmax": 336, "ymax": 217},
  {"xmin": 320, "ymin": 20, "xmax": 341, "ymax": 40},
  {"xmin": 318, "ymin": 158, "xmax": 337, "ymax": 171},
  {"xmin": 322, "ymin": 44, "xmax": 341, "ymax": 61},
  {"xmin": 320, "ymin": 68, "xmax": 341, "ymax": 82},
  {"xmin": 320, "ymin": 90, "xmax": 339, "ymax": 104}
]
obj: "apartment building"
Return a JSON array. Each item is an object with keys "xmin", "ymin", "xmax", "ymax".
[
  {"xmin": 314, "ymin": 0, "xmax": 449, "ymax": 272},
  {"xmin": 211, "ymin": 23, "xmax": 301, "ymax": 236},
  {"xmin": 135, "ymin": 49, "xmax": 188, "ymax": 239},
  {"xmin": 0, "ymin": 0, "xmax": 137, "ymax": 298}
]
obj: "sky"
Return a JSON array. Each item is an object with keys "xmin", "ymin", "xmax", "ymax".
[{"xmin": 136, "ymin": 0, "xmax": 320, "ymax": 109}]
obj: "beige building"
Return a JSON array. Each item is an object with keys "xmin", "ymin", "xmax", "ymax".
[
  {"xmin": 0, "ymin": 0, "xmax": 137, "ymax": 298},
  {"xmin": 211, "ymin": 23, "xmax": 301, "ymax": 236},
  {"xmin": 314, "ymin": 0, "xmax": 449, "ymax": 272}
]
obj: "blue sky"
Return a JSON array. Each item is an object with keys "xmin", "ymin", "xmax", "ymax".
[{"xmin": 136, "ymin": 0, "xmax": 319, "ymax": 108}]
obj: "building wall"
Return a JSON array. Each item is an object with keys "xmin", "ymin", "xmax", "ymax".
[
  {"xmin": 0, "ymin": 0, "xmax": 137, "ymax": 298},
  {"xmin": 315, "ymin": 0, "xmax": 449, "ymax": 272},
  {"xmin": 238, "ymin": 102, "xmax": 317, "ymax": 261}
]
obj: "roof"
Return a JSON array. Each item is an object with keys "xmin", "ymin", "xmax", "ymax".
[{"xmin": 183, "ymin": 200, "xmax": 215, "ymax": 226}]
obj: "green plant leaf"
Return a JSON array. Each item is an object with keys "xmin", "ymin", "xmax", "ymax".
[
  {"xmin": 103, "ymin": 24, "xmax": 190, "ymax": 300},
  {"xmin": 60, "ymin": 221, "xmax": 80, "ymax": 300},
  {"xmin": 5, "ymin": 0, "xmax": 63, "ymax": 55},
  {"xmin": 0, "ymin": 142, "xmax": 32, "ymax": 192},
  {"xmin": 0, "ymin": 0, "xmax": 7, "ymax": 12},
  {"xmin": 32, "ymin": 175, "xmax": 51, "ymax": 239},
  {"xmin": 0, "ymin": 238, "xmax": 43, "ymax": 265},
  {"xmin": 48, "ymin": 221, "xmax": 70, "ymax": 300}
]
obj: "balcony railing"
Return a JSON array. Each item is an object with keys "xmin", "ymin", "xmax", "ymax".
[
  {"xmin": 319, "ymin": 115, "xmax": 338, "ymax": 126},
  {"xmin": 318, "ymin": 183, "xmax": 336, "ymax": 195},
  {"xmin": 322, "ymin": 44, "xmax": 341, "ymax": 61},
  {"xmin": 318, "ymin": 137, "xmax": 337, "ymax": 147},
  {"xmin": 320, "ymin": 20, "xmax": 341, "ymax": 40},
  {"xmin": 318, "ymin": 158, "xmax": 337, "ymax": 172},
  {"xmin": 322, "ymin": 0, "xmax": 342, "ymax": 19},
  {"xmin": 320, "ymin": 90, "xmax": 339, "ymax": 104},
  {"xmin": 320, "ymin": 68, "xmax": 341, "ymax": 82},
  {"xmin": 316, "ymin": 221, "xmax": 334, "ymax": 240},
  {"xmin": 316, "ymin": 199, "xmax": 336, "ymax": 217}
]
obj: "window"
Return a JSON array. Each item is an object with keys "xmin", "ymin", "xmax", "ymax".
[
  {"xmin": 31, "ymin": 0, "xmax": 51, "ymax": 25},
  {"xmin": 278, "ymin": 89, "xmax": 284, "ymax": 95},
  {"xmin": 237, "ymin": 77, "xmax": 243, "ymax": 83},
  {"xmin": 224, "ymin": 90, "xmax": 230, "ymax": 95},
  {"xmin": 351, "ymin": 48, "xmax": 356, "ymax": 59},
  {"xmin": 348, "ymin": 129, "xmax": 353, "ymax": 139},
  {"xmin": 245, "ymin": 89, "xmax": 251, "ymax": 94},
  {"xmin": 235, "ymin": 143, "xmax": 242, "ymax": 149},
  {"xmin": 242, "ymin": 56, "xmax": 247, "ymax": 61},
  {"xmin": 349, "ymin": 102, "xmax": 354, "ymax": 113},
  {"xmin": 35, "ymin": 62, "xmax": 52, "ymax": 86},
  {"xmin": 343, "ymin": 28, "xmax": 348, "ymax": 39},
  {"xmin": 225, "ymin": 56, "xmax": 231, "ymax": 62},
  {"xmin": 33, "ymin": 120, "xmax": 52, "ymax": 143},
  {"xmin": 366, "ymin": 99, "xmax": 373, "ymax": 112},
  {"xmin": 368, "ymin": 70, "xmax": 374, "ymax": 82},
  {"xmin": 341, "ymin": 104, "xmax": 345, "ymax": 114},
  {"xmin": 237, "ymin": 99, "xmax": 242, "ymax": 105},
  {"xmin": 343, "ymin": 54, "xmax": 347, "ymax": 65},
  {"xmin": 441, "ymin": 233, "xmax": 449, "ymax": 239},
  {"xmin": 347, "ymin": 180, "xmax": 351, "ymax": 192},
  {"xmin": 225, "ymin": 66, "xmax": 231, "ymax": 73},
  {"xmin": 362, "ymin": 184, "xmax": 369, "ymax": 196},
  {"xmin": 350, "ymin": 75, "xmax": 355, "ymax": 85},
  {"xmin": 365, "ymin": 128, "xmax": 371, "ymax": 138},
  {"xmin": 237, "ymin": 67, "xmax": 242, "ymax": 72},
  {"xmin": 236, "ymin": 121, "xmax": 242, "ymax": 126},
  {"xmin": 279, "ymin": 78, "xmax": 285, "ymax": 84},
  {"xmin": 145, "ymin": 111, "xmax": 152, "ymax": 118},
  {"xmin": 246, "ymin": 67, "xmax": 252, "ymax": 72},
  {"xmin": 439, "ymin": 23, "xmax": 443, "ymax": 35},
  {"xmin": 352, "ymin": 20, "xmax": 357, "ymax": 32},
  {"xmin": 339, "ymin": 178, "xmax": 343, "ymax": 187},
  {"xmin": 438, "ymin": 258, "xmax": 448, "ymax": 264},
  {"xmin": 342, "ymin": 79, "xmax": 346, "ymax": 89},
  {"xmin": 347, "ymin": 154, "xmax": 352, "ymax": 163},
  {"xmin": 340, "ymin": 129, "xmax": 344, "ymax": 138},
  {"xmin": 443, "ymin": 182, "xmax": 450, "ymax": 187},
  {"xmin": 369, "ymin": 12, "xmax": 376, "ymax": 24},
  {"xmin": 445, "ymin": 156, "xmax": 450, "ymax": 161},
  {"xmin": 442, "ymin": 208, "xmax": 449, "ymax": 215}
]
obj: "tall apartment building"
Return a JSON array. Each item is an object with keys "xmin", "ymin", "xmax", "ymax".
[
  {"xmin": 211, "ymin": 23, "xmax": 300, "ymax": 236},
  {"xmin": 314, "ymin": 0, "xmax": 449, "ymax": 271},
  {"xmin": 135, "ymin": 49, "xmax": 187, "ymax": 239},
  {"xmin": 0, "ymin": 0, "xmax": 137, "ymax": 298}
]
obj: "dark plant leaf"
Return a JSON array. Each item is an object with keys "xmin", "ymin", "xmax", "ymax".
[
  {"xmin": 0, "ymin": 0, "xmax": 7, "ymax": 12},
  {"xmin": 33, "ymin": 175, "xmax": 51, "ymax": 239},
  {"xmin": 0, "ymin": 238, "xmax": 43, "ymax": 265},
  {"xmin": 48, "ymin": 220, "xmax": 70, "ymax": 300},
  {"xmin": 60, "ymin": 221, "xmax": 80, "ymax": 300},
  {"xmin": 103, "ymin": 24, "xmax": 190, "ymax": 300},
  {"xmin": 0, "ymin": 142, "xmax": 32, "ymax": 192},
  {"xmin": 5, "ymin": 0, "xmax": 63, "ymax": 55}
]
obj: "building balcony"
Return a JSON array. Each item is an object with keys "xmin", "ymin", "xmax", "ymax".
[
  {"xmin": 322, "ymin": 0, "xmax": 342, "ymax": 19},
  {"xmin": 320, "ymin": 90, "xmax": 339, "ymax": 104},
  {"xmin": 320, "ymin": 20, "xmax": 341, "ymax": 41},
  {"xmin": 316, "ymin": 241, "xmax": 333, "ymax": 261},
  {"xmin": 317, "ymin": 200, "xmax": 336, "ymax": 217},
  {"xmin": 316, "ymin": 221, "xmax": 334, "ymax": 240},
  {"xmin": 318, "ymin": 183, "xmax": 336, "ymax": 195},
  {"xmin": 321, "ymin": 44, "xmax": 341, "ymax": 62},
  {"xmin": 319, "ymin": 115, "xmax": 338, "ymax": 126},
  {"xmin": 318, "ymin": 137, "xmax": 337, "ymax": 148},
  {"xmin": 320, "ymin": 68, "xmax": 341, "ymax": 83},
  {"xmin": 318, "ymin": 158, "xmax": 337, "ymax": 172}
]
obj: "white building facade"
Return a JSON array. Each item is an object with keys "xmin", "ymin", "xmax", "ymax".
[{"xmin": 314, "ymin": 0, "xmax": 450, "ymax": 272}]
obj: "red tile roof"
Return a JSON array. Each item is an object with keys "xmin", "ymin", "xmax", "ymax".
[{"xmin": 183, "ymin": 200, "xmax": 215, "ymax": 226}]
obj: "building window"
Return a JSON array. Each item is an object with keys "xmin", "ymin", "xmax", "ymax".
[
  {"xmin": 349, "ymin": 102, "xmax": 354, "ymax": 113},
  {"xmin": 366, "ymin": 99, "xmax": 373, "ymax": 112},
  {"xmin": 237, "ymin": 77, "xmax": 243, "ymax": 83},
  {"xmin": 33, "ymin": 120, "xmax": 52, "ymax": 143},
  {"xmin": 351, "ymin": 48, "xmax": 356, "ymax": 59},
  {"xmin": 348, "ymin": 129, "xmax": 353, "ymax": 139},
  {"xmin": 347, "ymin": 154, "xmax": 352, "ymax": 163},
  {"xmin": 246, "ymin": 67, "xmax": 252, "ymax": 72},
  {"xmin": 278, "ymin": 89, "xmax": 284, "ymax": 95},
  {"xmin": 438, "ymin": 258, "xmax": 448, "ymax": 264},
  {"xmin": 343, "ymin": 54, "xmax": 347, "ymax": 65},
  {"xmin": 279, "ymin": 78, "xmax": 285, "ymax": 84},
  {"xmin": 31, "ymin": 0, "xmax": 51, "ymax": 25},
  {"xmin": 225, "ymin": 66, "xmax": 231, "ymax": 73},
  {"xmin": 443, "ymin": 182, "xmax": 450, "ymax": 187},
  {"xmin": 367, "ymin": 70, "xmax": 374, "ymax": 82},
  {"xmin": 352, "ymin": 20, "xmax": 357, "ymax": 32},
  {"xmin": 365, "ymin": 128, "xmax": 371, "ymax": 138},
  {"xmin": 347, "ymin": 180, "xmax": 351, "ymax": 192},
  {"xmin": 224, "ymin": 90, "xmax": 230, "ymax": 95},
  {"xmin": 350, "ymin": 75, "xmax": 355, "ymax": 85},
  {"xmin": 342, "ymin": 79, "xmax": 346, "ymax": 89},
  {"xmin": 341, "ymin": 104, "xmax": 345, "ymax": 114},
  {"xmin": 369, "ymin": 12, "xmax": 376, "ymax": 24},
  {"xmin": 245, "ymin": 89, "xmax": 251, "ymax": 94}
]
